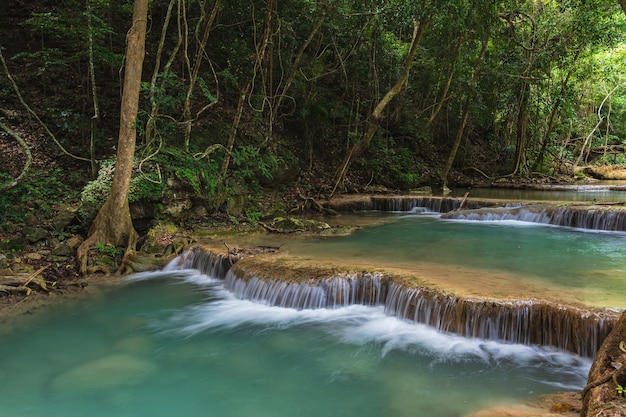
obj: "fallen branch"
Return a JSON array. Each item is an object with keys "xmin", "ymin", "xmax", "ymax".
[
  {"xmin": 21, "ymin": 265, "xmax": 48, "ymax": 288},
  {"xmin": 456, "ymin": 192, "xmax": 470, "ymax": 211}
]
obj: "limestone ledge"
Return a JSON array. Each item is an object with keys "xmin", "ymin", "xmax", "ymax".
[{"xmin": 183, "ymin": 241, "xmax": 618, "ymax": 358}]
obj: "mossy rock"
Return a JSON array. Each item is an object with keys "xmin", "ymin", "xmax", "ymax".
[
  {"xmin": 263, "ymin": 217, "xmax": 330, "ymax": 233},
  {"xmin": 0, "ymin": 234, "xmax": 27, "ymax": 252}
]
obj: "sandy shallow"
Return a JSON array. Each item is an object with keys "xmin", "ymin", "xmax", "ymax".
[{"xmin": 464, "ymin": 392, "xmax": 581, "ymax": 417}]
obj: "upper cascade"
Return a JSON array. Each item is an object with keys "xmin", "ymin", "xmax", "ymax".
[
  {"xmin": 332, "ymin": 194, "xmax": 626, "ymax": 231},
  {"xmin": 441, "ymin": 205, "xmax": 626, "ymax": 231}
]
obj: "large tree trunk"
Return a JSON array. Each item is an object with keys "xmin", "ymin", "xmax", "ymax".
[
  {"xmin": 77, "ymin": 0, "xmax": 147, "ymax": 275},
  {"xmin": 581, "ymin": 310, "xmax": 626, "ymax": 416},
  {"xmin": 331, "ymin": 18, "xmax": 430, "ymax": 197}
]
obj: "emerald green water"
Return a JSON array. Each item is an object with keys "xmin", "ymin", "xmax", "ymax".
[
  {"xmin": 270, "ymin": 214, "xmax": 626, "ymax": 307},
  {"xmin": 3, "ymin": 209, "xmax": 625, "ymax": 416},
  {"xmin": 0, "ymin": 273, "xmax": 590, "ymax": 417},
  {"xmin": 452, "ymin": 185, "xmax": 626, "ymax": 202}
]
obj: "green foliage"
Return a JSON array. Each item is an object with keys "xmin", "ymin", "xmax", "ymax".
[
  {"xmin": 79, "ymin": 147, "xmax": 221, "ymax": 222},
  {"xmin": 79, "ymin": 159, "xmax": 114, "ymax": 221},
  {"xmin": 152, "ymin": 147, "xmax": 220, "ymax": 198},
  {"xmin": 20, "ymin": 4, "xmax": 123, "ymax": 68},
  {"xmin": 140, "ymin": 72, "xmax": 187, "ymax": 116},
  {"xmin": 362, "ymin": 138, "xmax": 423, "ymax": 190},
  {"xmin": 244, "ymin": 210, "xmax": 261, "ymax": 224},
  {"xmin": 94, "ymin": 242, "xmax": 123, "ymax": 257},
  {"xmin": 231, "ymin": 145, "xmax": 282, "ymax": 183},
  {"xmin": 0, "ymin": 169, "xmax": 78, "ymax": 224}
]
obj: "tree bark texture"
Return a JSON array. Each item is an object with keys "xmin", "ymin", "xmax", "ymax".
[
  {"xmin": 77, "ymin": 0, "xmax": 148, "ymax": 274},
  {"xmin": 581, "ymin": 310, "xmax": 626, "ymax": 416}
]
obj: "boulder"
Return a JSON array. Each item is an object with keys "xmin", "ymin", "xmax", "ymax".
[
  {"xmin": 261, "ymin": 216, "xmax": 331, "ymax": 233},
  {"xmin": 51, "ymin": 242, "xmax": 74, "ymax": 256},
  {"xmin": 23, "ymin": 227, "xmax": 48, "ymax": 243},
  {"xmin": 0, "ymin": 233, "xmax": 26, "ymax": 251},
  {"xmin": 51, "ymin": 235, "xmax": 84, "ymax": 256},
  {"xmin": 51, "ymin": 207, "xmax": 76, "ymax": 231}
]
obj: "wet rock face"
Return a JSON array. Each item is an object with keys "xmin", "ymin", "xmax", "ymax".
[{"xmin": 582, "ymin": 311, "xmax": 626, "ymax": 416}]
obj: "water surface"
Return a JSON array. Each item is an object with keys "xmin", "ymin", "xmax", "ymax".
[
  {"xmin": 452, "ymin": 182, "xmax": 626, "ymax": 202},
  {"xmin": 246, "ymin": 213, "xmax": 626, "ymax": 308},
  {"xmin": 0, "ymin": 272, "xmax": 590, "ymax": 417}
]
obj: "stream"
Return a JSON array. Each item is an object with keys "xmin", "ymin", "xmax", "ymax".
[{"xmin": 2, "ymin": 184, "xmax": 626, "ymax": 416}]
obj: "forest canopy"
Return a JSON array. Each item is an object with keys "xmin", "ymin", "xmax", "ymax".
[{"xmin": 1, "ymin": 0, "xmax": 625, "ymax": 219}]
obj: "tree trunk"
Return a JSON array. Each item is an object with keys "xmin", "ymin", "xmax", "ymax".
[
  {"xmin": 531, "ymin": 52, "xmax": 579, "ymax": 173},
  {"xmin": 182, "ymin": 0, "xmax": 221, "ymax": 150},
  {"xmin": 440, "ymin": 29, "xmax": 490, "ymax": 190},
  {"xmin": 77, "ymin": 0, "xmax": 148, "ymax": 275},
  {"xmin": 331, "ymin": 18, "xmax": 430, "ymax": 197},
  {"xmin": 427, "ymin": 35, "xmax": 463, "ymax": 128},
  {"xmin": 87, "ymin": 0, "xmax": 99, "ymax": 176},
  {"xmin": 221, "ymin": 0, "xmax": 274, "ymax": 173},
  {"xmin": 581, "ymin": 310, "xmax": 626, "ymax": 416}
]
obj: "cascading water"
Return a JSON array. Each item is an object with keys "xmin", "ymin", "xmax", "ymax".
[
  {"xmin": 328, "ymin": 195, "xmax": 626, "ymax": 232},
  {"xmin": 369, "ymin": 196, "xmax": 494, "ymax": 213},
  {"xmin": 442, "ymin": 205, "xmax": 626, "ymax": 231},
  {"xmin": 176, "ymin": 247, "xmax": 615, "ymax": 358}
]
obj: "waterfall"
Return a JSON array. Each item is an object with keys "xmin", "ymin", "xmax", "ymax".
[
  {"xmin": 442, "ymin": 205, "xmax": 626, "ymax": 231},
  {"xmin": 224, "ymin": 272, "xmax": 386, "ymax": 309},
  {"xmin": 369, "ymin": 196, "xmax": 488, "ymax": 213},
  {"xmin": 172, "ymin": 247, "xmax": 616, "ymax": 357},
  {"xmin": 383, "ymin": 283, "xmax": 612, "ymax": 357},
  {"xmin": 325, "ymin": 196, "xmax": 500, "ymax": 213},
  {"xmin": 171, "ymin": 247, "xmax": 239, "ymax": 279}
]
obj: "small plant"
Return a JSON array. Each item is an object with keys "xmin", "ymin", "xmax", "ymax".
[
  {"xmin": 245, "ymin": 210, "xmax": 261, "ymax": 224},
  {"xmin": 94, "ymin": 242, "xmax": 123, "ymax": 257}
]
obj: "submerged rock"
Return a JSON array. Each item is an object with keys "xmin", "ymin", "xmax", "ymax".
[{"xmin": 49, "ymin": 353, "xmax": 157, "ymax": 394}]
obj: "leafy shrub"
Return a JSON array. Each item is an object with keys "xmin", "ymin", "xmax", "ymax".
[
  {"xmin": 79, "ymin": 146, "xmax": 221, "ymax": 222},
  {"xmin": 361, "ymin": 139, "xmax": 423, "ymax": 190},
  {"xmin": 0, "ymin": 169, "xmax": 78, "ymax": 224},
  {"xmin": 231, "ymin": 145, "xmax": 282, "ymax": 183}
]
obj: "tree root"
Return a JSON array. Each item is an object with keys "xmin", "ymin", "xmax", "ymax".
[
  {"xmin": 583, "ymin": 341, "xmax": 626, "ymax": 400},
  {"xmin": 289, "ymin": 192, "xmax": 325, "ymax": 214}
]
